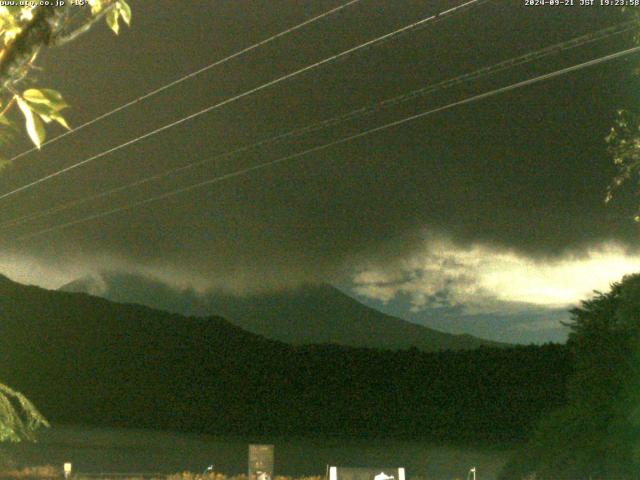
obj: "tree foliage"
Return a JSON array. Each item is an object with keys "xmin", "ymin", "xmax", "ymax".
[
  {"xmin": 0, "ymin": 0, "xmax": 131, "ymax": 150},
  {"xmin": 606, "ymin": 9, "xmax": 640, "ymax": 216},
  {"xmin": 0, "ymin": 383, "xmax": 49, "ymax": 442},
  {"xmin": 501, "ymin": 273, "xmax": 640, "ymax": 479},
  {"xmin": 606, "ymin": 109, "xmax": 640, "ymax": 219}
]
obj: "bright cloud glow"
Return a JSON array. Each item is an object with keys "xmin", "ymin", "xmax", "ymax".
[
  {"xmin": 352, "ymin": 241, "xmax": 640, "ymax": 313},
  {"xmin": 0, "ymin": 254, "xmax": 77, "ymax": 289}
]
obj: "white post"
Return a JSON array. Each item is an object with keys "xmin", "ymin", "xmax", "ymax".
[
  {"xmin": 330, "ymin": 466, "xmax": 338, "ymax": 480},
  {"xmin": 63, "ymin": 462, "xmax": 72, "ymax": 479}
]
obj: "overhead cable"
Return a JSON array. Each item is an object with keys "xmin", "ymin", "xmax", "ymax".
[
  {"xmin": 0, "ymin": 21, "xmax": 631, "ymax": 230},
  {"xmin": 0, "ymin": 0, "xmax": 485, "ymax": 202},
  {"xmin": 12, "ymin": 44, "xmax": 640, "ymax": 242}
]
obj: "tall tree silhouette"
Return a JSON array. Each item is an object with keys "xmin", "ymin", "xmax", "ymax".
[{"xmin": 501, "ymin": 273, "xmax": 640, "ymax": 479}]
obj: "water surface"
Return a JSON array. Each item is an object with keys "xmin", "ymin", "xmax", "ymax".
[{"xmin": 5, "ymin": 425, "xmax": 512, "ymax": 480}]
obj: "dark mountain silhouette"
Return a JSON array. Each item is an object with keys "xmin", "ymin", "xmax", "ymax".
[
  {"xmin": 60, "ymin": 272, "xmax": 503, "ymax": 351},
  {"xmin": 0, "ymin": 274, "xmax": 570, "ymax": 440}
]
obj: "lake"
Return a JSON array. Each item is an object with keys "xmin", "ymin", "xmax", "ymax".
[{"xmin": 5, "ymin": 425, "xmax": 513, "ymax": 480}]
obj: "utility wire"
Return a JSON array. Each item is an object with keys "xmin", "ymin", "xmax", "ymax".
[
  {"xmin": 0, "ymin": 20, "xmax": 632, "ymax": 230},
  {"xmin": 12, "ymin": 44, "xmax": 640, "ymax": 242},
  {"xmin": 0, "ymin": 0, "xmax": 485, "ymax": 203},
  {"xmin": 5, "ymin": 0, "xmax": 363, "ymax": 163}
]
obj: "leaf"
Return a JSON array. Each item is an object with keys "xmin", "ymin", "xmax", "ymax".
[
  {"xmin": 19, "ymin": 7, "xmax": 33, "ymax": 21},
  {"xmin": 22, "ymin": 90, "xmax": 70, "ymax": 131},
  {"xmin": 22, "ymin": 88, "xmax": 67, "ymax": 111},
  {"xmin": 51, "ymin": 113, "xmax": 70, "ymax": 130},
  {"xmin": 23, "ymin": 101, "xmax": 70, "ymax": 130},
  {"xmin": 16, "ymin": 97, "xmax": 45, "ymax": 149},
  {"xmin": 3, "ymin": 27, "xmax": 20, "ymax": 45},
  {"xmin": 0, "ymin": 6, "xmax": 20, "ymax": 26},
  {"xmin": 106, "ymin": 8, "xmax": 119, "ymax": 35},
  {"xmin": 88, "ymin": 0, "xmax": 104, "ymax": 15},
  {"xmin": 24, "ymin": 101, "xmax": 57, "ymax": 120},
  {"xmin": 117, "ymin": 0, "xmax": 132, "ymax": 25}
]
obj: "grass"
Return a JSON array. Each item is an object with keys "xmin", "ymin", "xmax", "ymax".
[{"xmin": 0, "ymin": 468, "xmax": 325, "ymax": 480}]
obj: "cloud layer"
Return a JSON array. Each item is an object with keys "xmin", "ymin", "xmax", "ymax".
[
  {"xmin": 353, "ymin": 240, "xmax": 640, "ymax": 312},
  {"xmin": 0, "ymin": 1, "xmax": 636, "ymax": 302}
]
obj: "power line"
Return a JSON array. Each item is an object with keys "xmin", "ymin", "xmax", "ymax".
[
  {"xmin": 5, "ymin": 0, "xmax": 364, "ymax": 164},
  {"xmin": 0, "ymin": 0, "xmax": 486, "ymax": 203},
  {"xmin": 12, "ymin": 44, "xmax": 640, "ymax": 242},
  {"xmin": 0, "ymin": 20, "xmax": 632, "ymax": 230}
]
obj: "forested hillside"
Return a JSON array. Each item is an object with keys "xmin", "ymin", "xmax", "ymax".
[{"xmin": 0, "ymin": 275, "xmax": 570, "ymax": 441}]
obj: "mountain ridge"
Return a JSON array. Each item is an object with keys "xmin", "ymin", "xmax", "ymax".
[{"xmin": 60, "ymin": 272, "xmax": 504, "ymax": 351}]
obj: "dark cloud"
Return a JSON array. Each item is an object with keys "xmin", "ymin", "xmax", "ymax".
[{"xmin": 0, "ymin": 0, "xmax": 637, "ymax": 292}]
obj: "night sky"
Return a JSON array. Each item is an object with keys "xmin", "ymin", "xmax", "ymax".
[{"xmin": 0, "ymin": 0, "xmax": 639, "ymax": 343}]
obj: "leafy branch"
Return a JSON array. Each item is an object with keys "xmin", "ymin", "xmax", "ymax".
[
  {"xmin": 606, "ymin": 9, "xmax": 640, "ymax": 218},
  {"xmin": 0, "ymin": 383, "xmax": 49, "ymax": 442},
  {"xmin": 0, "ymin": 0, "xmax": 131, "ymax": 150},
  {"xmin": 605, "ymin": 110, "xmax": 640, "ymax": 220}
]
